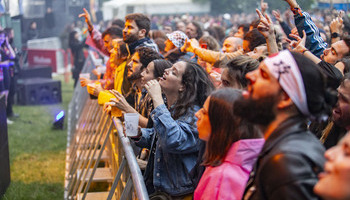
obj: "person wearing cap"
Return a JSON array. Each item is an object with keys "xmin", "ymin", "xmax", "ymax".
[
  {"xmin": 164, "ymin": 30, "xmax": 192, "ymax": 63},
  {"xmin": 233, "ymin": 50, "xmax": 337, "ymax": 200}
]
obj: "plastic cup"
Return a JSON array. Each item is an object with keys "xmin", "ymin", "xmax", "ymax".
[
  {"xmin": 124, "ymin": 113, "xmax": 139, "ymax": 137},
  {"xmin": 87, "ymin": 83, "xmax": 96, "ymax": 95},
  {"xmin": 87, "ymin": 83, "xmax": 98, "ymax": 99},
  {"xmin": 79, "ymin": 73, "xmax": 90, "ymax": 79}
]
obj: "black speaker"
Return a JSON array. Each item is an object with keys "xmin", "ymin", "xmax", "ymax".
[
  {"xmin": 17, "ymin": 78, "xmax": 62, "ymax": 105},
  {"xmin": 0, "ymin": 94, "xmax": 10, "ymax": 197},
  {"xmin": 19, "ymin": 66, "xmax": 52, "ymax": 79}
]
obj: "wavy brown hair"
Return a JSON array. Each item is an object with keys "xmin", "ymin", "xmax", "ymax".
[
  {"xmin": 203, "ymin": 88, "xmax": 261, "ymax": 167},
  {"xmin": 171, "ymin": 61, "xmax": 215, "ymax": 120}
]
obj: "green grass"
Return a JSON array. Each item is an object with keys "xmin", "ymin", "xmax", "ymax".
[{"xmin": 2, "ymin": 75, "xmax": 74, "ymax": 200}]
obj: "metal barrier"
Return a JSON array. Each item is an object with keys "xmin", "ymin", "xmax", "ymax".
[
  {"xmin": 67, "ymin": 51, "xmax": 101, "ymax": 146},
  {"xmin": 65, "ymin": 56, "xmax": 149, "ymax": 200}
]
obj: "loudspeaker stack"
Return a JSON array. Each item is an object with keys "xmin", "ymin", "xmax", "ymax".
[{"xmin": 17, "ymin": 66, "xmax": 62, "ymax": 105}]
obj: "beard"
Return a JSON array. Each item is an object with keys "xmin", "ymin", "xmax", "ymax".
[
  {"xmin": 127, "ymin": 70, "xmax": 142, "ymax": 81},
  {"xmin": 123, "ymin": 32, "xmax": 139, "ymax": 44},
  {"xmin": 234, "ymin": 94, "xmax": 278, "ymax": 126}
]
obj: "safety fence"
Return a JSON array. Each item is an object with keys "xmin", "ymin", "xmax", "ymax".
[
  {"xmin": 64, "ymin": 99, "xmax": 148, "ymax": 200},
  {"xmin": 65, "ymin": 52, "xmax": 148, "ymax": 200}
]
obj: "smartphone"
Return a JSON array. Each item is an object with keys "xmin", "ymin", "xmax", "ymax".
[{"xmin": 201, "ymin": 43, "xmax": 208, "ymax": 49}]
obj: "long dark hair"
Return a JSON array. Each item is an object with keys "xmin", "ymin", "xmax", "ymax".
[
  {"xmin": 203, "ymin": 88, "xmax": 261, "ymax": 167},
  {"xmin": 320, "ymin": 72, "xmax": 350, "ymax": 143},
  {"xmin": 152, "ymin": 59, "xmax": 172, "ymax": 78},
  {"xmin": 171, "ymin": 61, "xmax": 215, "ymax": 120}
]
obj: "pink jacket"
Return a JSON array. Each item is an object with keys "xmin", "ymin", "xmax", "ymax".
[{"xmin": 194, "ymin": 138, "xmax": 264, "ymax": 200}]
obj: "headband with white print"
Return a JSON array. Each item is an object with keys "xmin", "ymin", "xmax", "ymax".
[{"xmin": 264, "ymin": 50, "xmax": 311, "ymax": 117}]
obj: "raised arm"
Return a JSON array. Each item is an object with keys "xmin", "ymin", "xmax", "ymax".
[
  {"xmin": 272, "ymin": 9, "xmax": 293, "ymax": 40},
  {"xmin": 330, "ymin": 15, "xmax": 343, "ymax": 44},
  {"xmin": 256, "ymin": 9, "xmax": 279, "ymax": 55},
  {"xmin": 79, "ymin": 8, "xmax": 110, "ymax": 56},
  {"xmin": 290, "ymin": 30, "xmax": 322, "ymax": 64},
  {"xmin": 284, "ymin": 0, "xmax": 327, "ymax": 58},
  {"xmin": 181, "ymin": 39, "xmax": 243, "ymax": 65}
]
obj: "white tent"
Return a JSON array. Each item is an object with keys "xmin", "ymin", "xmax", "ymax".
[{"xmin": 102, "ymin": 0, "xmax": 210, "ymax": 20}]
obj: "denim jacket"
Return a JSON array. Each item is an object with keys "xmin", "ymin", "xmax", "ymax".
[{"xmin": 136, "ymin": 104, "xmax": 200, "ymax": 196}]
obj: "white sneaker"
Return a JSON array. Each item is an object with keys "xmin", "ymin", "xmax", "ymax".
[{"xmin": 7, "ymin": 118, "xmax": 14, "ymax": 125}]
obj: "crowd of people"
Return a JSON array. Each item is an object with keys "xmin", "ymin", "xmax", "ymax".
[
  {"xmin": 0, "ymin": 26, "xmax": 19, "ymax": 125},
  {"xmin": 69, "ymin": 0, "xmax": 350, "ymax": 199}
]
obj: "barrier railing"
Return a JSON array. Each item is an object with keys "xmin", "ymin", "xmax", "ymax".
[
  {"xmin": 66, "ymin": 50, "xmax": 148, "ymax": 199},
  {"xmin": 65, "ymin": 99, "xmax": 149, "ymax": 200},
  {"xmin": 65, "ymin": 96, "xmax": 148, "ymax": 200},
  {"xmin": 67, "ymin": 51, "xmax": 100, "ymax": 146}
]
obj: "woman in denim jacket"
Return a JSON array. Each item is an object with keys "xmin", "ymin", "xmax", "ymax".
[{"xmin": 133, "ymin": 61, "xmax": 214, "ymax": 198}]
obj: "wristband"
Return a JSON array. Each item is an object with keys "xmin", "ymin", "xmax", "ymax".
[
  {"xmin": 331, "ymin": 32, "xmax": 340, "ymax": 39},
  {"xmin": 301, "ymin": 49, "xmax": 309, "ymax": 54},
  {"xmin": 291, "ymin": 7, "xmax": 303, "ymax": 16}
]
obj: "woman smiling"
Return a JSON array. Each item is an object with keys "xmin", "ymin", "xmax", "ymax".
[{"xmin": 133, "ymin": 61, "xmax": 214, "ymax": 198}]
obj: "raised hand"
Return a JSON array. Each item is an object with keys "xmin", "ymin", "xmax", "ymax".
[
  {"xmin": 288, "ymin": 30, "xmax": 307, "ymax": 53},
  {"xmin": 79, "ymin": 77, "xmax": 92, "ymax": 87},
  {"xmin": 272, "ymin": 10, "xmax": 283, "ymax": 23},
  {"xmin": 144, "ymin": 80, "xmax": 164, "ymax": 108},
  {"xmin": 283, "ymin": 0, "xmax": 300, "ymax": 10},
  {"xmin": 103, "ymin": 102, "xmax": 113, "ymax": 115},
  {"xmin": 78, "ymin": 8, "xmax": 93, "ymax": 31},
  {"xmin": 261, "ymin": 0, "xmax": 269, "ymax": 14},
  {"xmin": 181, "ymin": 38, "xmax": 199, "ymax": 53},
  {"xmin": 256, "ymin": 9, "xmax": 274, "ymax": 39},
  {"xmin": 93, "ymin": 84, "xmax": 103, "ymax": 97},
  {"xmin": 109, "ymin": 90, "xmax": 133, "ymax": 113},
  {"xmin": 330, "ymin": 16, "xmax": 343, "ymax": 35}
]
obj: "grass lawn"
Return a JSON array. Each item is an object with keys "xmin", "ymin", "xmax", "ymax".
[{"xmin": 2, "ymin": 75, "xmax": 74, "ymax": 200}]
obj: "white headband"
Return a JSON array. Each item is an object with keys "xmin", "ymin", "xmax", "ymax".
[{"xmin": 264, "ymin": 50, "xmax": 310, "ymax": 117}]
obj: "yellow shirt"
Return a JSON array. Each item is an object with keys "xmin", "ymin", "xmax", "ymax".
[
  {"xmin": 114, "ymin": 61, "xmax": 126, "ymax": 93},
  {"xmin": 97, "ymin": 61, "xmax": 126, "ymax": 105}
]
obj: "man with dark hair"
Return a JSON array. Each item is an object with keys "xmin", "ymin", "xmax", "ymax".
[
  {"xmin": 243, "ymin": 29, "xmax": 266, "ymax": 53},
  {"xmin": 234, "ymin": 24, "xmax": 250, "ymax": 39},
  {"xmin": 100, "ymin": 27, "xmax": 123, "ymax": 54},
  {"xmin": 322, "ymin": 37, "xmax": 350, "ymax": 65},
  {"xmin": 284, "ymin": 0, "xmax": 350, "ymax": 67},
  {"xmin": 127, "ymin": 47, "xmax": 161, "ymax": 82},
  {"xmin": 111, "ymin": 19, "xmax": 125, "ymax": 29},
  {"xmin": 79, "ymin": 9, "xmax": 124, "ymax": 90},
  {"xmin": 124, "ymin": 47, "xmax": 162, "ymax": 107},
  {"xmin": 122, "ymin": 13, "xmax": 159, "ymax": 97},
  {"xmin": 123, "ymin": 13, "xmax": 159, "ymax": 55},
  {"xmin": 320, "ymin": 73, "xmax": 350, "ymax": 149},
  {"xmin": 80, "ymin": 8, "xmax": 123, "ymax": 56},
  {"xmin": 235, "ymin": 50, "xmax": 337, "ymax": 200},
  {"xmin": 186, "ymin": 21, "xmax": 203, "ymax": 40},
  {"xmin": 79, "ymin": 25, "xmax": 123, "ymax": 90}
]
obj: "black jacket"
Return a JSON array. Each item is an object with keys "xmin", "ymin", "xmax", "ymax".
[{"xmin": 243, "ymin": 116, "xmax": 325, "ymax": 200}]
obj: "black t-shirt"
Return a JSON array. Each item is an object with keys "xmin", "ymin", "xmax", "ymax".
[{"xmin": 317, "ymin": 60, "xmax": 343, "ymax": 90}]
